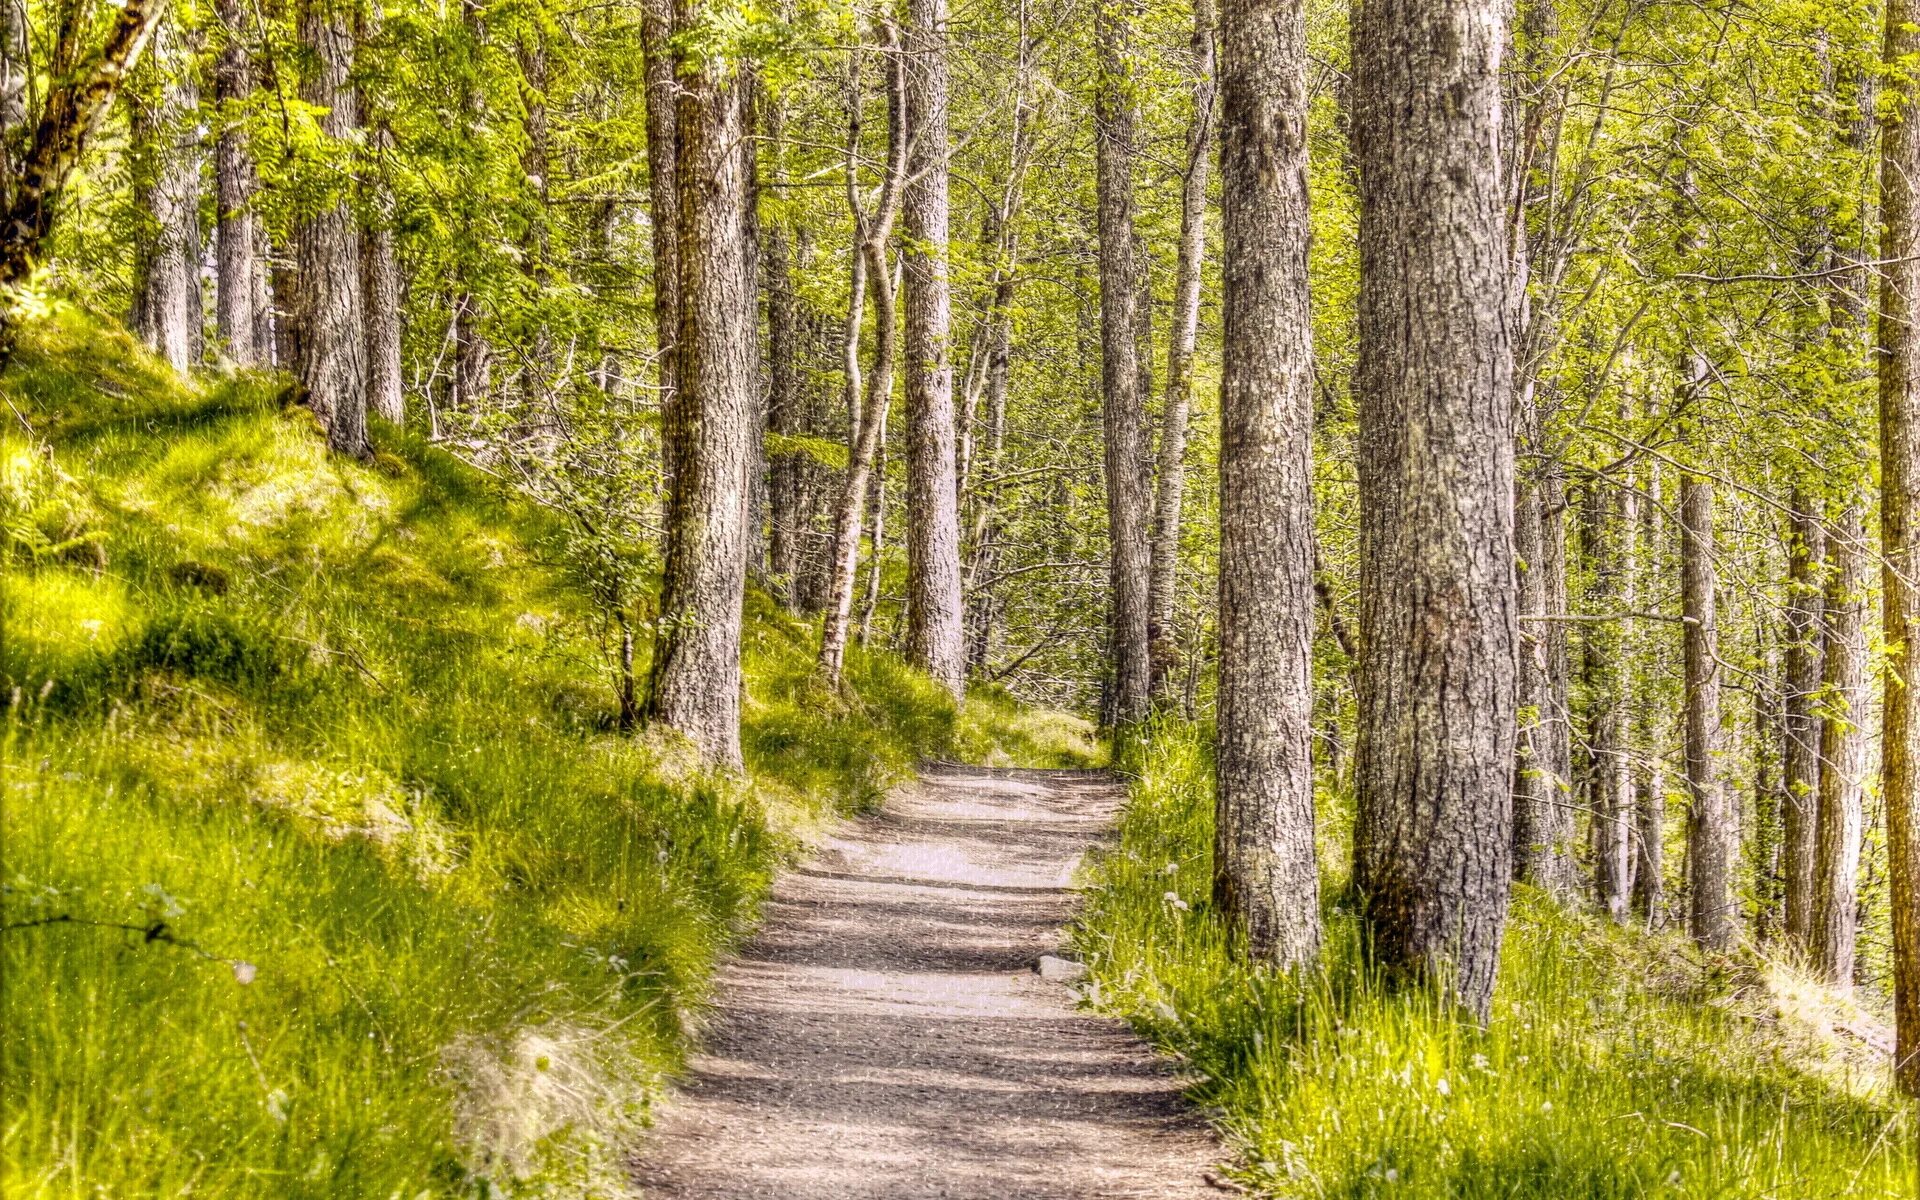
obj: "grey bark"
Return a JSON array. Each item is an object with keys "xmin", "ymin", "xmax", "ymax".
[
  {"xmin": 1147, "ymin": 0, "xmax": 1215, "ymax": 702},
  {"xmin": 1585, "ymin": 481, "xmax": 1631, "ymax": 923},
  {"xmin": 1679, "ymin": 395, "xmax": 1732, "ymax": 951},
  {"xmin": 1212, "ymin": 0, "xmax": 1319, "ymax": 969},
  {"xmin": 1351, "ymin": 0, "xmax": 1517, "ymax": 1021},
  {"xmin": 1515, "ymin": 462, "xmax": 1574, "ymax": 893},
  {"xmin": 130, "ymin": 19, "xmax": 203, "ymax": 374},
  {"xmin": 1812, "ymin": 501, "xmax": 1867, "ymax": 989},
  {"xmin": 643, "ymin": 0, "xmax": 757, "ymax": 768},
  {"xmin": 1093, "ymin": 0, "xmax": 1152, "ymax": 726},
  {"xmin": 640, "ymin": 0, "xmax": 680, "ymax": 488},
  {"xmin": 295, "ymin": 0, "xmax": 367, "ymax": 458},
  {"xmin": 213, "ymin": 0, "xmax": 262, "ymax": 365},
  {"xmin": 361, "ymin": 5, "xmax": 401, "ymax": 424},
  {"xmin": 1632, "ymin": 465, "xmax": 1665, "ymax": 926},
  {"xmin": 449, "ymin": 0, "xmax": 490, "ymax": 412},
  {"xmin": 763, "ymin": 94, "xmax": 807, "ymax": 607},
  {"xmin": 1782, "ymin": 496, "xmax": 1826, "ymax": 950},
  {"xmin": 901, "ymin": 0, "xmax": 967, "ymax": 699}
]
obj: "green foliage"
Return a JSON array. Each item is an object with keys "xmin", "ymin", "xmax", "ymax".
[
  {"xmin": 0, "ymin": 309, "xmax": 1089, "ymax": 1198},
  {"xmin": 1075, "ymin": 720, "xmax": 1912, "ymax": 1199}
]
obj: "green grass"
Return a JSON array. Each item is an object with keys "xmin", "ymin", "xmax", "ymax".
[
  {"xmin": 1074, "ymin": 718, "xmax": 1914, "ymax": 1199},
  {"xmin": 0, "ymin": 305, "xmax": 1101, "ymax": 1198}
]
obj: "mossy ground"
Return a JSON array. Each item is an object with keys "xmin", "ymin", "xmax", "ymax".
[
  {"xmin": 1075, "ymin": 718, "xmax": 1914, "ymax": 1199},
  {"xmin": 0, "ymin": 307, "xmax": 1100, "ymax": 1198}
]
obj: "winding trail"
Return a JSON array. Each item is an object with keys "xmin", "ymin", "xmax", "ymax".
[{"xmin": 629, "ymin": 765, "xmax": 1223, "ymax": 1199}]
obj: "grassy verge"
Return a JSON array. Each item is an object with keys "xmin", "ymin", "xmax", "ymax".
[
  {"xmin": 0, "ymin": 308, "xmax": 1100, "ymax": 1198},
  {"xmin": 1074, "ymin": 718, "xmax": 1911, "ymax": 1199}
]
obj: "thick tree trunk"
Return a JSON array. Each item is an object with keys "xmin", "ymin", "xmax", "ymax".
[
  {"xmin": 640, "ymin": 0, "xmax": 680, "ymax": 488},
  {"xmin": 1147, "ymin": 0, "xmax": 1215, "ymax": 703},
  {"xmin": 1092, "ymin": 0, "xmax": 1152, "ymax": 727},
  {"xmin": 1812, "ymin": 501, "xmax": 1867, "ymax": 989},
  {"xmin": 643, "ymin": 0, "xmax": 756, "ymax": 768},
  {"xmin": 1212, "ymin": 0, "xmax": 1319, "ymax": 969},
  {"xmin": 1585, "ymin": 482, "xmax": 1631, "ymax": 923},
  {"xmin": 1351, "ymin": 0, "xmax": 1516, "ymax": 1021},
  {"xmin": 1782, "ymin": 496, "xmax": 1826, "ymax": 951},
  {"xmin": 213, "ymin": 0, "xmax": 262, "ymax": 365},
  {"xmin": 1879, "ymin": 0, "xmax": 1920, "ymax": 1096},
  {"xmin": 900, "ymin": 0, "xmax": 967, "ymax": 699},
  {"xmin": 130, "ymin": 20, "xmax": 203, "ymax": 374},
  {"xmin": 295, "ymin": 0, "xmax": 367, "ymax": 458},
  {"xmin": 1679, "ymin": 406, "xmax": 1732, "ymax": 951}
]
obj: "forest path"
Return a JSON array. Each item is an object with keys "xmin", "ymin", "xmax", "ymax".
[{"xmin": 628, "ymin": 765, "xmax": 1223, "ymax": 1199}]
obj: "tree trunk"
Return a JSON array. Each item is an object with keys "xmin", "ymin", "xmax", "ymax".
[
  {"xmin": 1679, "ymin": 394, "xmax": 1732, "ymax": 951},
  {"xmin": 1782, "ymin": 496, "xmax": 1826, "ymax": 951},
  {"xmin": 213, "ymin": 0, "xmax": 262, "ymax": 365},
  {"xmin": 360, "ymin": 5, "xmax": 402, "ymax": 425},
  {"xmin": 1147, "ymin": 0, "xmax": 1215, "ymax": 703},
  {"xmin": 1212, "ymin": 0, "xmax": 1319, "ymax": 969},
  {"xmin": 1351, "ymin": 0, "xmax": 1516, "ymax": 1021},
  {"xmin": 900, "ymin": 0, "xmax": 967, "ymax": 699},
  {"xmin": 1092, "ymin": 0, "xmax": 1152, "ymax": 727},
  {"xmin": 763, "ymin": 94, "xmax": 807, "ymax": 607},
  {"xmin": 449, "ymin": 0, "xmax": 490, "ymax": 413},
  {"xmin": 130, "ymin": 19, "xmax": 203, "ymax": 374},
  {"xmin": 640, "ymin": 0, "xmax": 680, "ymax": 488},
  {"xmin": 643, "ymin": 0, "xmax": 756, "ymax": 768},
  {"xmin": 0, "ymin": 0, "xmax": 24, "ymax": 178},
  {"xmin": 1632, "ymin": 464, "xmax": 1666, "ymax": 926},
  {"xmin": 295, "ymin": 0, "xmax": 367, "ymax": 458},
  {"xmin": 1514, "ymin": 464, "xmax": 1575, "ymax": 893},
  {"xmin": 1812, "ymin": 501, "xmax": 1867, "ymax": 989},
  {"xmin": 1585, "ymin": 482, "xmax": 1631, "ymax": 923},
  {"xmin": 820, "ymin": 37, "xmax": 906, "ymax": 686},
  {"xmin": 1879, "ymin": 0, "xmax": 1920, "ymax": 1096}
]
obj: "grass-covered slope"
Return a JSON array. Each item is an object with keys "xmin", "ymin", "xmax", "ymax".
[
  {"xmin": 0, "ymin": 309, "xmax": 1099, "ymax": 1198},
  {"xmin": 1075, "ymin": 721, "xmax": 1911, "ymax": 1199}
]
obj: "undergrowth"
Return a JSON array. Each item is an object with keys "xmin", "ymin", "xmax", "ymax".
[
  {"xmin": 1074, "ymin": 718, "xmax": 1913, "ymax": 1199},
  {"xmin": 0, "ymin": 307, "xmax": 1100, "ymax": 1198}
]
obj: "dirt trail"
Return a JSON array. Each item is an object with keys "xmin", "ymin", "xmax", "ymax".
[{"xmin": 629, "ymin": 765, "xmax": 1223, "ymax": 1199}]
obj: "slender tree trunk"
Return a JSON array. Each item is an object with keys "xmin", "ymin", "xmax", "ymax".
[
  {"xmin": 644, "ymin": 0, "xmax": 756, "ymax": 768},
  {"xmin": 1092, "ymin": 0, "xmax": 1152, "ymax": 726},
  {"xmin": 295, "ymin": 0, "xmax": 368, "ymax": 458},
  {"xmin": 763, "ymin": 94, "xmax": 807, "ymax": 607},
  {"xmin": 1212, "ymin": 0, "xmax": 1319, "ymax": 969},
  {"xmin": 1586, "ymin": 482, "xmax": 1631, "ymax": 923},
  {"xmin": 640, "ymin": 0, "xmax": 680, "ymax": 487},
  {"xmin": 1515, "ymin": 464, "xmax": 1575, "ymax": 892},
  {"xmin": 1147, "ymin": 0, "xmax": 1215, "ymax": 703},
  {"xmin": 859, "ymin": 425, "xmax": 888, "ymax": 645},
  {"xmin": 1633, "ymin": 465, "xmax": 1666, "ymax": 926},
  {"xmin": 900, "ymin": 0, "xmax": 967, "ymax": 699},
  {"xmin": 0, "ymin": 0, "xmax": 24, "ymax": 178},
  {"xmin": 1783, "ymin": 496, "xmax": 1826, "ymax": 951},
  {"xmin": 130, "ymin": 19, "xmax": 203, "ymax": 374},
  {"xmin": 1351, "ymin": 0, "xmax": 1516, "ymax": 1021},
  {"xmin": 360, "ymin": 5, "xmax": 402, "ymax": 424},
  {"xmin": 820, "ymin": 38, "xmax": 906, "ymax": 685},
  {"xmin": 1811, "ymin": 501, "xmax": 1867, "ymax": 989},
  {"xmin": 449, "ymin": 0, "xmax": 490, "ymax": 412},
  {"xmin": 1679, "ymin": 386, "xmax": 1732, "ymax": 951},
  {"xmin": 1879, "ymin": 0, "xmax": 1920, "ymax": 1096},
  {"xmin": 212, "ymin": 0, "xmax": 262, "ymax": 365}
]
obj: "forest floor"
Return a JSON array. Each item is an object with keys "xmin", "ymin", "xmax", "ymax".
[{"xmin": 628, "ymin": 765, "xmax": 1223, "ymax": 1199}]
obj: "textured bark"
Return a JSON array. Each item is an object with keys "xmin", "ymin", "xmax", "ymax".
[
  {"xmin": 1147, "ymin": 0, "xmax": 1215, "ymax": 702},
  {"xmin": 130, "ymin": 20, "xmax": 203, "ymax": 374},
  {"xmin": 1632, "ymin": 466, "xmax": 1666, "ymax": 926},
  {"xmin": 1880, "ymin": 0, "xmax": 1920, "ymax": 1095},
  {"xmin": 449, "ymin": 0, "xmax": 490, "ymax": 412},
  {"xmin": 213, "ymin": 0, "xmax": 262, "ymax": 365},
  {"xmin": 643, "ymin": 0, "xmax": 756, "ymax": 768},
  {"xmin": 1812, "ymin": 501, "xmax": 1866, "ymax": 989},
  {"xmin": 295, "ymin": 0, "xmax": 367, "ymax": 458},
  {"xmin": 361, "ymin": 5, "xmax": 402, "ymax": 425},
  {"xmin": 0, "ymin": 0, "xmax": 23, "ymax": 174},
  {"xmin": 640, "ymin": 0, "xmax": 680, "ymax": 488},
  {"xmin": 1212, "ymin": 0, "xmax": 1319, "ymax": 969},
  {"xmin": 763, "ymin": 95, "xmax": 807, "ymax": 607},
  {"xmin": 1351, "ymin": 0, "xmax": 1516, "ymax": 1020},
  {"xmin": 901, "ymin": 0, "xmax": 967, "ymax": 699},
  {"xmin": 0, "ymin": 0, "xmax": 167, "ymax": 371},
  {"xmin": 1782, "ymin": 496, "xmax": 1826, "ymax": 951},
  {"xmin": 1093, "ymin": 0, "xmax": 1152, "ymax": 726},
  {"xmin": 1679, "ymin": 422, "xmax": 1732, "ymax": 951},
  {"xmin": 1585, "ymin": 483, "xmax": 1631, "ymax": 924},
  {"xmin": 1514, "ymin": 465, "xmax": 1575, "ymax": 892},
  {"xmin": 820, "ymin": 40, "xmax": 906, "ymax": 686}
]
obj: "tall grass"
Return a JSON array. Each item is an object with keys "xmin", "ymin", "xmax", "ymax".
[
  {"xmin": 0, "ymin": 308, "xmax": 1100, "ymax": 1197},
  {"xmin": 1074, "ymin": 718, "xmax": 1913, "ymax": 1199}
]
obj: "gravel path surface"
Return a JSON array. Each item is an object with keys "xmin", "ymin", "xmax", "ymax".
[{"xmin": 628, "ymin": 764, "xmax": 1225, "ymax": 1199}]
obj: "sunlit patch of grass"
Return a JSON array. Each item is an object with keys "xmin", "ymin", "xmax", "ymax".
[
  {"xmin": 0, "ymin": 308, "xmax": 1086, "ymax": 1198},
  {"xmin": 1075, "ymin": 718, "xmax": 1914, "ymax": 1200}
]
